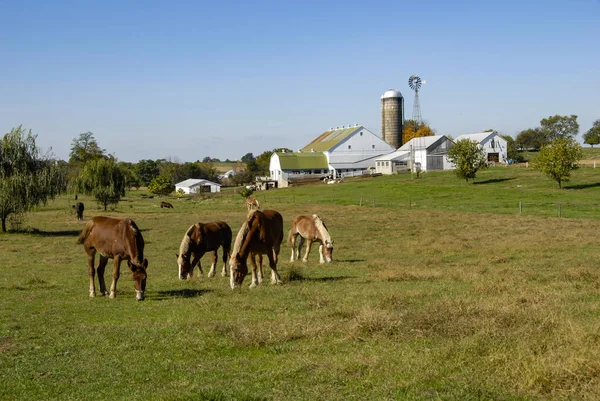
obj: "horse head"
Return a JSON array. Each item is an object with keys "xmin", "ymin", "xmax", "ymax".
[
  {"xmin": 176, "ymin": 252, "xmax": 193, "ymax": 280},
  {"xmin": 324, "ymin": 239, "xmax": 334, "ymax": 263},
  {"xmin": 229, "ymin": 253, "xmax": 248, "ymax": 289},
  {"xmin": 128, "ymin": 258, "xmax": 148, "ymax": 301}
]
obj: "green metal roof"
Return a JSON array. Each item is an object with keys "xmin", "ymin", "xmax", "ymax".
[
  {"xmin": 275, "ymin": 152, "xmax": 329, "ymax": 170},
  {"xmin": 301, "ymin": 127, "xmax": 359, "ymax": 152}
]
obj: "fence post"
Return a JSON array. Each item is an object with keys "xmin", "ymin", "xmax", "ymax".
[
  {"xmin": 519, "ymin": 201, "xmax": 522, "ymax": 214},
  {"xmin": 373, "ymin": 198, "xmax": 375, "ymax": 207},
  {"xmin": 558, "ymin": 203, "xmax": 561, "ymax": 218},
  {"xmin": 360, "ymin": 197, "xmax": 363, "ymax": 206},
  {"xmin": 331, "ymin": 196, "xmax": 334, "ymax": 204},
  {"xmin": 409, "ymin": 198, "xmax": 411, "ymax": 209}
]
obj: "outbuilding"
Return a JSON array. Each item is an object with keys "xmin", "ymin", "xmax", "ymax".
[
  {"xmin": 175, "ymin": 178, "xmax": 221, "ymax": 194},
  {"xmin": 375, "ymin": 135, "xmax": 454, "ymax": 174},
  {"xmin": 454, "ymin": 131, "xmax": 508, "ymax": 164}
]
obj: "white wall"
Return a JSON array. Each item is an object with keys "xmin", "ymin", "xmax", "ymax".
[{"xmin": 329, "ymin": 127, "xmax": 394, "ymax": 163}]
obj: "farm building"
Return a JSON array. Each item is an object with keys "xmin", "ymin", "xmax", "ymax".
[
  {"xmin": 269, "ymin": 125, "xmax": 394, "ymax": 187},
  {"xmin": 175, "ymin": 178, "xmax": 221, "ymax": 194},
  {"xmin": 454, "ymin": 132, "xmax": 508, "ymax": 163},
  {"xmin": 375, "ymin": 135, "xmax": 454, "ymax": 175}
]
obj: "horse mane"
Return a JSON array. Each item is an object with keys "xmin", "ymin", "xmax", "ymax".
[
  {"xmin": 312, "ymin": 214, "xmax": 332, "ymax": 245},
  {"xmin": 177, "ymin": 224, "xmax": 195, "ymax": 265},
  {"xmin": 230, "ymin": 220, "xmax": 251, "ymax": 262},
  {"xmin": 77, "ymin": 220, "xmax": 95, "ymax": 244}
]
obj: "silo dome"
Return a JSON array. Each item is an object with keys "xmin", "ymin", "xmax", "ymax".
[{"xmin": 381, "ymin": 89, "xmax": 403, "ymax": 99}]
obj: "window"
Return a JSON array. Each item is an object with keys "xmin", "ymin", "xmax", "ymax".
[
  {"xmin": 360, "ymin": 132, "xmax": 363, "ymax": 136},
  {"xmin": 372, "ymin": 145, "xmax": 375, "ymax": 149},
  {"xmin": 348, "ymin": 145, "xmax": 351, "ymax": 150},
  {"xmin": 385, "ymin": 162, "xmax": 389, "ymax": 166}
]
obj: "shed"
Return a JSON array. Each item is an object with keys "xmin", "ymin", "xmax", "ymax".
[
  {"xmin": 454, "ymin": 132, "xmax": 508, "ymax": 164},
  {"xmin": 175, "ymin": 178, "xmax": 221, "ymax": 194}
]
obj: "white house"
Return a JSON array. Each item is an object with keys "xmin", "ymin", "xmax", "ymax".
[
  {"xmin": 175, "ymin": 178, "xmax": 221, "ymax": 194},
  {"xmin": 375, "ymin": 135, "xmax": 454, "ymax": 175},
  {"xmin": 269, "ymin": 125, "xmax": 394, "ymax": 186},
  {"xmin": 454, "ymin": 132, "xmax": 508, "ymax": 164}
]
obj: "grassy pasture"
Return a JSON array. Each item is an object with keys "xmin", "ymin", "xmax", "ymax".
[{"xmin": 2, "ymin": 166, "xmax": 600, "ymax": 400}]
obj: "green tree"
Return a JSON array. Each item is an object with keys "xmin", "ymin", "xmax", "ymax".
[
  {"xmin": 134, "ymin": 159, "xmax": 159, "ymax": 186},
  {"xmin": 0, "ymin": 126, "xmax": 65, "ymax": 232},
  {"xmin": 447, "ymin": 139, "xmax": 488, "ymax": 183},
  {"xmin": 533, "ymin": 138, "xmax": 582, "ymax": 188},
  {"xmin": 76, "ymin": 158, "xmax": 126, "ymax": 211},
  {"xmin": 69, "ymin": 132, "xmax": 106, "ymax": 164},
  {"xmin": 515, "ymin": 128, "xmax": 545, "ymax": 151},
  {"xmin": 118, "ymin": 161, "xmax": 140, "ymax": 189},
  {"xmin": 148, "ymin": 175, "xmax": 174, "ymax": 196},
  {"xmin": 583, "ymin": 120, "xmax": 600, "ymax": 147},
  {"xmin": 500, "ymin": 134, "xmax": 523, "ymax": 162},
  {"xmin": 540, "ymin": 114, "xmax": 579, "ymax": 142},
  {"xmin": 241, "ymin": 153, "xmax": 255, "ymax": 163}
]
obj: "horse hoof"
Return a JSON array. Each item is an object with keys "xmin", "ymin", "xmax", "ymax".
[
  {"xmin": 109, "ymin": 293, "xmax": 116, "ymax": 299},
  {"xmin": 249, "ymin": 283, "xmax": 257, "ymax": 289},
  {"xmin": 89, "ymin": 293, "xmax": 95, "ymax": 298}
]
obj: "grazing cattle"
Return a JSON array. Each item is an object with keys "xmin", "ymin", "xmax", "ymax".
[
  {"xmin": 229, "ymin": 209, "xmax": 284, "ymax": 289},
  {"xmin": 78, "ymin": 216, "xmax": 148, "ymax": 301},
  {"xmin": 288, "ymin": 214, "xmax": 334, "ymax": 263},
  {"xmin": 72, "ymin": 202, "xmax": 85, "ymax": 220},
  {"xmin": 160, "ymin": 201, "xmax": 174, "ymax": 209},
  {"xmin": 176, "ymin": 221, "xmax": 232, "ymax": 280},
  {"xmin": 245, "ymin": 196, "xmax": 260, "ymax": 212}
]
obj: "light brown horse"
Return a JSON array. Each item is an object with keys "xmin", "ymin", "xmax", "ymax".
[
  {"xmin": 245, "ymin": 196, "xmax": 260, "ymax": 211},
  {"xmin": 78, "ymin": 216, "xmax": 149, "ymax": 301},
  {"xmin": 176, "ymin": 221, "xmax": 232, "ymax": 280},
  {"xmin": 288, "ymin": 214, "xmax": 334, "ymax": 263},
  {"xmin": 229, "ymin": 209, "xmax": 283, "ymax": 289}
]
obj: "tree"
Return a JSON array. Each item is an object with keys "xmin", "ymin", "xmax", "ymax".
[
  {"xmin": 118, "ymin": 161, "xmax": 140, "ymax": 189},
  {"xmin": 447, "ymin": 139, "xmax": 488, "ymax": 183},
  {"xmin": 540, "ymin": 114, "xmax": 579, "ymax": 142},
  {"xmin": 148, "ymin": 175, "xmax": 174, "ymax": 196},
  {"xmin": 241, "ymin": 153, "xmax": 255, "ymax": 163},
  {"xmin": 533, "ymin": 138, "xmax": 582, "ymax": 188},
  {"xmin": 402, "ymin": 120, "xmax": 435, "ymax": 144},
  {"xmin": 583, "ymin": 120, "xmax": 600, "ymax": 147},
  {"xmin": 69, "ymin": 132, "xmax": 106, "ymax": 164},
  {"xmin": 0, "ymin": 126, "xmax": 65, "ymax": 232},
  {"xmin": 75, "ymin": 158, "xmax": 126, "ymax": 211},
  {"xmin": 515, "ymin": 128, "xmax": 545, "ymax": 151},
  {"xmin": 135, "ymin": 159, "xmax": 160, "ymax": 186},
  {"xmin": 500, "ymin": 134, "xmax": 523, "ymax": 162}
]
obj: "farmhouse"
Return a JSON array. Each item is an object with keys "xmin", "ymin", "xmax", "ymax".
[
  {"xmin": 375, "ymin": 135, "xmax": 454, "ymax": 175},
  {"xmin": 175, "ymin": 178, "xmax": 221, "ymax": 194},
  {"xmin": 454, "ymin": 131, "xmax": 508, "ymax": 163},
  {"xmin": 270, "ymin": 125, "xmax": 394, "ymax": 187}
]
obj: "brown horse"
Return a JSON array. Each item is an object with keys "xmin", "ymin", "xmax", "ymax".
[
  {"xmin": 78, "ymin": 216, "xmax": 149, "ymax": 301},
  {"xmin": 230, "ymin": 209, "xmax": 284, "ymax": 289},
  {"xmin": 176, "ymin": 221, "xmax": 232, "ymax": 280},
  {"xmin": 72, "ymin": 202, "xmax": 84, "ymax": 220},
  {"xmin": 245, "ymin": 196, "xmax": 260, "ymax": 212},
  {"xmin": 160, "ymin": 201, "xmax": 174, "ymax": 209},
  {"xmin": 288, "ymin": 214, "xmax": 334, "ymax": 263}
]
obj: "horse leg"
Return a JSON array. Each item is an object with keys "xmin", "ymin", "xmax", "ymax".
[
  {"xmin": 300, "ymin": 238, "xmax": 310, "ymax": 262},
  {"xmin": 268, "ymin": 251, "xmax": 282, "ymax": 285},
  {"xmin": 97, "ymin": 256, "xmax": 109, "ymax": 296},
  {"xmin": 207, "ymin": 250, "xmax": 218, "ymax": 278},
  {"xmin": 87, "ymin": 250, "xmax": 96, "ymax": 297},
  {"xmin": 109, "ymin": 257, "xmax": 121, "ymax": 299},
  {"xmin": 190, "ymin": 253, "xmax": 203, "ymax": 277},
  {"xmin": 318, "ymin": 243, "xmax": 325, "ymax": 264},
  {"xmin": 290, "ymin": 234, "xmax": 297, "ymax": 262},
  {"xmin": 249, "ymin": 253, "xmax": 259, "ymax": 288},
  {"xmin": 221, "ymin": 248, "xmax": 230, "ymax": 277},
  {"xmin": 257, "ymin": 253, "xmax": 264, "ymax": 284}
]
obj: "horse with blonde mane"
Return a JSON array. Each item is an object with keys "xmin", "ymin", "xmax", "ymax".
[
  {"xmin": 176, "ymin": 221, "xmax": 232, "ymax": 280},
  {"xmin": 288, "ymin": 214, "xmax": 334, "ymax": 263},
  {"xmin": 245, "ymin": 196, "xmax": 260, "ymax": 212},
  {"xmin": 229, "ymin": 209, "xmax": 283, "ymax": 289}
]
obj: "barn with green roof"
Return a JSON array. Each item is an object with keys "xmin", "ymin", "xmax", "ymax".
[{"xmin": 269, "ymin": 125, "xmax": 394, "ymax": 187}]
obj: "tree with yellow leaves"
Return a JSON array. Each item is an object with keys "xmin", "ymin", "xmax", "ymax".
[{"xmin": 402, "ymin": 120, "xmax": 435, "ymax": 144}]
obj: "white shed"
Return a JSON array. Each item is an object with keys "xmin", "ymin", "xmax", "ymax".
[
  {"xmin": 454, "ymin": 132, "xmax": 508, "ymax": 164},
  {"xmin": 175, "ymin": 178, "xmax": 221, "ymax": 194},
  {"xmin": 375, "ymin": 135, "xmax": 454, "ymax": 174}
]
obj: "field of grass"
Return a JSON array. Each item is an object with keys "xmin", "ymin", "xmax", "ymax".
[{"xmin": 2, "ymin": 165, "xmax": 600, "ymax": 400}]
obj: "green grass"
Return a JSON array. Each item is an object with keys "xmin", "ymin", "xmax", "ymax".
[{"xmin": 2, "ymin": 166, "xmax": 600, "ymax": 400}]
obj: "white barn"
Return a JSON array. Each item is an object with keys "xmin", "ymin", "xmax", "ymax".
[
  {"xmin": 454, "ymin": 132, "xmax": 508, "ymax": 164},
  {"xmin": 375, "ymin": 135, "xmax": 454, "ymax": 175},
  {"xmin": 175, "ymin": 178, "xmax": 221, "ymax": 194},
  {"xmin": 269, "ymin": 125, "xmax": 394, "ymax": 186}
]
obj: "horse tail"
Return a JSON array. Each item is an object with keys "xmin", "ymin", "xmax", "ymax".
[
  {"xmin": 287, "ymin": 228, "xmax": 294, "ymax": 246},
  {"xmin": 77, "ymin": 220, "xmax": 94, "ymax": 244}
]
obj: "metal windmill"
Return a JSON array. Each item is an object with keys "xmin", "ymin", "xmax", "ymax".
[{"xmin": 408, "ymin": 75, "xmax": 424, "ymax": 125}]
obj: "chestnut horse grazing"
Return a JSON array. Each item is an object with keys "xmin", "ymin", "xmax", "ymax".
[
  {"xmin": 288, "ymin": 214, "xmax": 334, "ymax": 263},
  {"xmin": 177, "ymin": 221, "xmax": 232, "ymax": 280},
  {"xmin": 230, "ymin": 209, "xmax": 283, "ymax": 289},
  {"xmin": 245, "ymin": 196, "xmax": 260, "ymax": 211},
  {"xmin": 78, "ymin": 216, "xmax": 148, "ymax": 301}
]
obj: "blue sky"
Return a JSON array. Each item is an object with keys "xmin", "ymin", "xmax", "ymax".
[{"xmin": 1, "ymin": 0, "xmax": 598, "ymax": 162}]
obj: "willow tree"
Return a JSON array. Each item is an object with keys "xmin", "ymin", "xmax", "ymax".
[
  {"xmin": 75, "ymin": 157, "xmax": 126, "ymax": 210},
  {"xmin": 0, "ymin": 126, "xmax": 64, "ymax": 232}
]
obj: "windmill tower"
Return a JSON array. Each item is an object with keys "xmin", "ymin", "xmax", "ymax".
[{"xmin": 408, "ymin": 75, "xmax": 424, "ymax": 124}]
